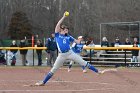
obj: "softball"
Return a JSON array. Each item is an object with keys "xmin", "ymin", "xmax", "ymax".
[{"xmin": 65, "ymin": 11, "xmax": 69, "ymax": 16}]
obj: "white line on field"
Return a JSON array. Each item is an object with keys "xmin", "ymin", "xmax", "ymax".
[
  {"xmin": 0, "ymin": 79, "xmax": 126, "ymax": 87},
  {"xmin": 0, "ymin": 80, "xmax": 109, "ymax": 84},
  {"xmin": 0, "ymin": 88, "xmax": 115, "ymax": 92}
]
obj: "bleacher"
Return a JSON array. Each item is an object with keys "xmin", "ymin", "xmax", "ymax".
[{"xmin": 82, "ymin": 45, "xmax": 140, "ymax": 67}]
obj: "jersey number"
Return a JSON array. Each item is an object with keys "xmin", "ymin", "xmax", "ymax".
[{"xmin": 63, "ymin": 39, "xmax": 66, "ymax": 44}]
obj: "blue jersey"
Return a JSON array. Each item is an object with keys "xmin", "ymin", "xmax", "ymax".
[
  {"xmin": 71, "ymin": 42, "xmax": 84, "ymax": 53},
  {"xmin": 55, "ymin": 32, "xmax": 74, "ymax": 53}
]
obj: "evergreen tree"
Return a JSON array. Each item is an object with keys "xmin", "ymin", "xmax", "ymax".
[{"xmin": 8, "ymin": 11, "xmax": 32, "ymax": 39}]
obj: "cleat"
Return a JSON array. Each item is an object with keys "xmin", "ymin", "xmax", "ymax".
[
  {"xmin": 25, "ymin": 62, "xmax": 30, "ymax": 66},
  {"xmin": 83, "ymin": 69, "xmax": 87, "ymax": 73},
  {"xmin": 98, "ymin": 69, "xmax": 117, "ymax": 74},
  {"xmin": 68, "ymin": 68, "xmax": 71, "ymax": 72},
  {"xmin": 35, "ymin": 81, "xmax": 45, "ymax": 86},
  {"xmin": 98, "ymin": 70, "xmax": 105, "ymax": 74},
  {"xmin": 103, "ymin": 69, "xmax": 117, "ymax": 73}
]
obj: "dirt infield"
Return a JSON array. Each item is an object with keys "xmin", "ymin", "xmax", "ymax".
[{"xmin": 0, "ymin": 66, "xmax": 140, "ymax": 93}]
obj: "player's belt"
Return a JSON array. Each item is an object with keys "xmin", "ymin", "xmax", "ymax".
[{"xmin": 60, "ymin": 50, "xmax": 69, "ymax": 53}]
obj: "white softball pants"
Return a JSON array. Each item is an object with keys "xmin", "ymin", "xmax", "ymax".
[{"xmin": 50, "ymin": 50, "xmax": 87, "ymax": 73}]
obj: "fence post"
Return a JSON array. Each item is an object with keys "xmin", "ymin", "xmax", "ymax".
[
  {"xmin": 5, "ymin": 50, "xmax": 8, "ymax": 65},
  {"xmin": 32, "ymin": 36, "xmax": 34, "ymax": 47},
  {"xmin": 32, "ymin": 36, "xmax": 35, "ymax": 66},
  {"xmin": 124, "ymin": 50, "xmax": 127, "ymax": 67},
  {"xmin": 33, "ymin": 50, "xmax": 34, "ymax": 66},
  {"xmin": 90, "ymin": 49, "xmax": 92, "ymax": 63}
]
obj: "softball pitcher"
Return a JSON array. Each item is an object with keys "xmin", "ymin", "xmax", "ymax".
[{"xmin": 35, "ymin": 12, "xmax": 115, "ymax": 86}]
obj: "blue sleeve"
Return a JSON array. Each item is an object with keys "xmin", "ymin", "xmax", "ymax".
[
  {"xmin": 45, "ymin": 39, "xmax": 48, "ymax": 47},
  {"xmin": 69, "ymin": 36, "xmax": 75, "ymax": 42},
  {"xmin": 55, "ymin": 32, "xmax": 59, "ymax": 37}
]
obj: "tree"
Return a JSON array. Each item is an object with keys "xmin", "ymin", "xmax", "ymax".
[{"xmin": 8, "ymin": 11, "xmax": 32, "ymax": 39}]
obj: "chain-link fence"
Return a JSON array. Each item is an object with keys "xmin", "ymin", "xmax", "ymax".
[{"xmin": 100, "ymin": 21, "xmax": 140, "ymax": 45}]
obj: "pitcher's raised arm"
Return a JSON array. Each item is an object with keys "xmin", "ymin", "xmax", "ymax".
[{"xmin": 55, "ymin": 12, "xmax": 67, "ymax": 33}]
